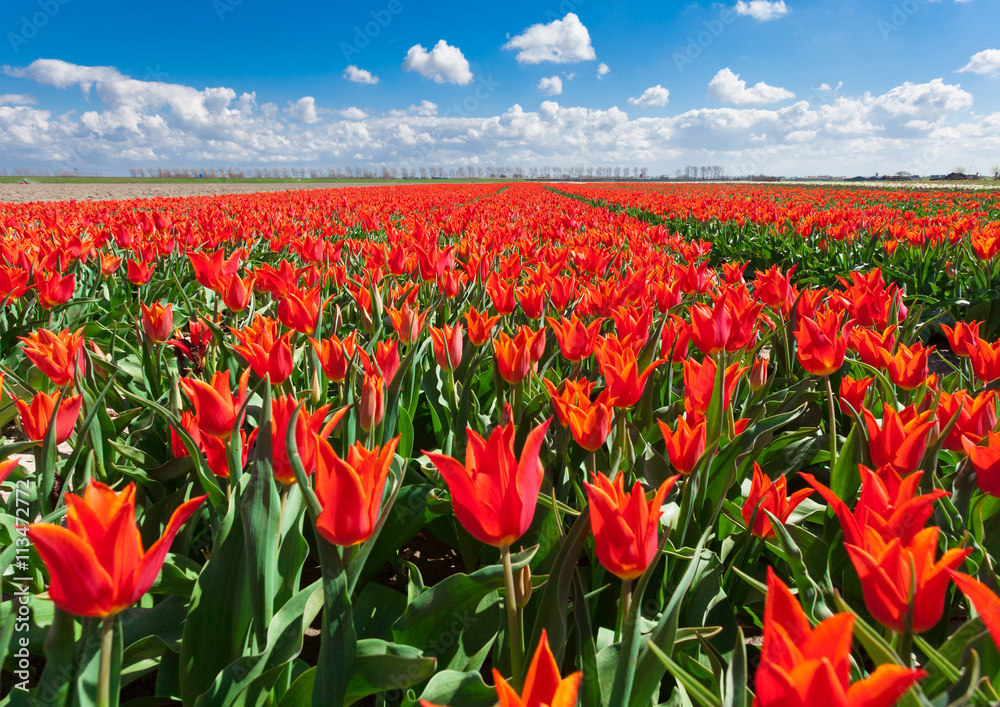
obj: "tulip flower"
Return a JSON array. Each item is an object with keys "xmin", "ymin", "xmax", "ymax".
[
  {"xmin": 658, "ymin": 415, "xmax": 706, "ymax": 475},
  {"xmin": 222, "ymin": 273, "xmax": 252, "ymax": 312},
  {"xmin": 180, "ymin": 369, "xmax": 251, "ymax": 438},
  {"xmin": 682, "ymin": 356, "xmax": 747, "ymax": 417},
  {"xmin": 464, "ymin": 306, "xmax": 501, "ymax": 347},
  {"xmin": 35, "ymin": 271, "xmax": 75, "ymax": 309},
  {"xmin": 940, "ymin": 321, "xmax": 980, "ymax": 358},
  {"xmin": 200, "ymin": 428, "xmax": 257, "ymax": 479},
  {"xmin": 277, "ymin": 287, "xmax": 327, "ymax": 335},
  {"xmin": 949, "ymin": 571, "xmax": 1000, "ymax": 653},
  {"xmin": 310, "ymin": 332, "xmax": 356, "ymax": 383},
  {"xmin": 595, "ymin": 339, "xmax": 663, "ymax": 408},
  {"xmin": 863, "ymin": 404, "xmax": 934, "ymax": 475},
  {"xmin": 547, "ymin": 315, "xmax": 603, "ymax": 362},
  {"xmin": 127, "ymin": 259, "xmax": 156, "ymax": 285},
  {"xmin": 231, "ymin": 316, "xmax": 294, "ymax": 385},
  {"xmin": 845, "ymin": 525, "xmax": 970, "ymax": 634},
  {"xmin": 140, "ymin": 301, "xmax": 173, "ymax": 343},
  {"xmin": 0, "ymin": 457, "xmax": 21, "ymax": 485},
  {"xmin": 425, "ymin": 418, "xmax": 551, "ymax": 548},
  {"xmin": 19, "ymin": 327, "xmax": 85, "ymax": 388},
  {"xmin": 494, "ymin": 329, "xmax": 543, "ymax": 385},
  {"xmin": 749, "ymin": 356, "xmax": 768, "ymax": 392},
  {"xmin": 98, "ymin": 252, "xmax": 122, "ymax": 278},
  {"xmin": 543, "ymin": 378, "xmax": 596, "ymax": 427},
  {"xmin": 969, "ymin": 338, "xmax": 1000, "ymax": 383},
  {"xmin": 849, "ymin": 327, "xmax": 895, "ymax": 369},
  {"xmin": 962, "ymin": 431, "xmax": 1000, "ymax": 497},
  {"xmin": 802, "ymin": 465, "xmax": 946, "ymax": 547},
  {"xmin": 563, "ymin": 391, "xmax": 615, "ymax": 452},
  {"xmin": 886, "ymin": 342, "xmax": 932, "ymax": 391},
  {"xmin": 839, "ymin": 375, "xmax": 874, "ymax": 415},
  {"xmin": 742, "ymin": 463, "xmax": 812, "ymax": 538},
  {"xmin": 755, "ymin": 567, "xmax": 925, "ymax": 707},
  {"xmin": 15, "ymin": 391, "xmax": 83, "ymax": 444},
  {"xmin": 585, "ymin": 471, "xmax": 678, "ymax": 580},
  {"xmin": 689, "ymin": 301, "xmax": 732, "ymax": 355},
  {"xmin": 359, "ymin": 372, "xmax": 385, "ymax": 433},
  {"xmin": 518, "ymin": 284, "xmax": 547, "ymax": 320},
  {"xmin": 795, "ymin": 312, "xmax": 851, "ymax": 376},
  {"xmin": 660, "ymin": 316, "xmax": 691, "ymax": 362},
  {"xmin": 27, "ymin": 481, "xmax": 207, "ymax": 617},
  {"xmin": 189, "ymin": 248, "xmax": 241, "ymax": 291},
  {"xmin": 429, "ymin": 323, "xmax": 464, "ymax": 371},
  {"xmin": 314, "ymin": 436, "xmax": 399, "ymax": 546},
  {"xmin": 938, "ymin": 390, "xmax": 996, "ymax": 452},
  {"xmin": 271, "ymin": 396, "xmax": 348, "ymax": 485},
  {"xmin": 374, "ymin": 339, "xmax": 401, "ymax": 383},
  {"xmin": 387, "ymin": 302, "xmax": 427, "ymax": 346}
]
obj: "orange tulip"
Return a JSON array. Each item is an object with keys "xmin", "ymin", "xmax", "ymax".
[
  {"xmin": 271, "ymin": 395, "xmax": 348, "ymax": 485},
  {"xmin": 314, "ymin": 436, "xmax": 399, "ymax": 546},
  {"xmin": 962, "ymin": 431, "xmax": 1000, "ymax": 497},
  {"xmin": 35, "ymin": 271, "xmax": 75, "ymax": 309},
  {"xmin": 387, "ymin": 302, "xmax": 427, "ymax": 346},
  {"xmin": 180, "ymin": 369, "xmax": 251, "ymax": 438},
  {"xmin": 277, "ymin": 287, "xmax": 327, "ymax": 335},
  {"xmin": 429, "ymin": 323, "xmax": 464, "ymax": 371},
  {"xmin": 658, "ymin": 415, "xmax": 706, "ymax": 475},
  {"xmin": 795, "ymin": 312, "xmax": 851, "ymax": 376},
  {"xmin": 464, "ymin": 306, "xmax": 500, "ymax": 346},
  {"xmin": 27, "ymin": 481, "xmax": 206, "ymax": 617},
  {"xmin": 127, "ymin": 259, "xmax": 156, "ymax": 285},
  {"xmin": 742, "ymin": 463, "xmax": 812, "ymax": 538},
  {"xmin": 140, "ymin": 301, "xmax": 173, "ymax": 343},
  {"xmin": 548, "ymin": 315, "xmax": 603, "ymax": 362},
  {"xmin": 660, "ymin": 316, "xmax": 691, "ymax": 362},
  {"xmin": 846, "ymin": 526, "xmax": 970, "ymax": 634},
  {"xmin": 886, "ymin": 342, "xmax": 932, "ymax": 391},
  {"xmin": 563, "ymin": 391, "xmax": 615, "ymax": 452},
  {"xmin": 863, "ymin": 404, "xmax": 934, "ymax": 475},
  {"xmin": 755, "ymin": 567, "xmax": 925, "ymax": 707},
  {"xmin": 839, "ymin": 375, "xmax": 874, "ymax": 415},
  {"xmin": 231, "ymin": 316, "xmax": 294, "ymax": 385},
  {"xmin": 0, "ymin": 457, "xmax": 22, "ymax": 485},
  {"xmin": 19, "ymin": 327, "xmax": 85, "ymax": 388},
  {"xmin": 748, "ymin": 356, "xmax": 768, "ymax": 392},
  {"xmin": 585, "ymin": 471, "xmax": 678, "ymax": 579},
  {"xmin": 494, "ymin": 328, "xmax": 544, "ymax": 385},
  {"xmin": 595, "ymin": 338, "xmax": 663, "ymax": 408},
  {"xmin": 222, "ymin": 273, "xmax": 252, "ymax": 312},
  {"xmin": 425, "ymin": 418, "xmax": 551, "ymax": 548},
  {"xmin": 938, "ymin": 390, "xmax": 996, "ymax": 452},
  {"xmin": 98, "ymin": 252, "xmax": 122, "ymax": 278},
  {"xmin": 359, "ymin": 372, "xmax": 385, "ymax": 433},
  {"xmin": 969, "ymin": 337, "xmax": 1000, "ymax": 383},
  {"xmin": 682, "ymin": 356, "xmax": 747, "ymax": 417},
  {"xmin": 940, "ymin": 321, "xmax": 980, "ymax": 358},
  {"xmin": 689, "ymin": 301, "xmax": 731, "ymax": 355},
  {"xmin": 543, "ymin": 378, "xmax": 596, "ymax": 427},
  {"xmin": 310, "ymin": 331, "xmax": 356, "ymax": 383},
  {"xmin": 15, "ymin": 391, "xmax": 82, "ymax": 444}
]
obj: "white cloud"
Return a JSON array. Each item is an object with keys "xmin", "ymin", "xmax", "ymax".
[
  {"xmin": 628, "ymin": 85, "xmax": 670, "ymax": 107},
  {"xmin": 537, "ymin": 76, "xmax": 563, "ymax": 96},
  {"xmin": 733, "ymin": 0, "xmax": 789, "ymax": 21},
  {"xmin": 286, "ymin": 96, "xmax": 319, "ymax": 123},
  {"xmin": 708, "ymin": 68, "xmax": 794, "ymax": 105},
  {"xmin": 503, "ymin": 13, "xmax": 596, "ymax": 65},
  {"xmin": 1, "ymin": 60, "xmax": 994, "ymax": 179},
  {"xmin": 339, "ymin": 107, "xmax": 369, "ymax": 120},
  {"xmin": 0, "ymin": 93, "xmax": 37, "ymax": 105},
  {"xmin": 957, "ymin": 49, "xmax": 1000, "ymax": 77},
  {"xmin": 343, "ymin": 65, "xmax": 379, "ymax": 85},
  {"xmin": 402, "ymin": 40, "xmax": 473, "ymax": 85},
  {"xmin": 597, "ymin": 63, "xmax": 610, "ymax": 79}
]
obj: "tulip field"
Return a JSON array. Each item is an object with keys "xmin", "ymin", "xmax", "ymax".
[{"xmin": 4, "ymin": 180, "xmax": 1000, "ymax": 706}]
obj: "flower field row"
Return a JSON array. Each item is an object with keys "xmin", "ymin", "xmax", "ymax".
[{"xmin": 1, "ymin": 181, "xmax": 1000, "ymax": 706}]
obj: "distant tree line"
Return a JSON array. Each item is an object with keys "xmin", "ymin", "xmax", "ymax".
[
  {"xmin": 120, "ymin": 165, "xmax": 654, "ymax": 180},
  {"xmin": 2, "ymin": 168, "xmax": 104, "ymax": 177},
  {"xmin": 675, "ymin": 165, "xmax": 725, "ymax": 180}
]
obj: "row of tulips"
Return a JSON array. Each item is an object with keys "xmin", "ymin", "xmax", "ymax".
[{"xmin": 2, "ymin": 182, "xmax": 1000, "ymax": 706}]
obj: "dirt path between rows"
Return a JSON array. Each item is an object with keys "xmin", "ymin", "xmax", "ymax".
[{"xmin": 0, "ymin": 181, "xmax": 380, "ymax": 204}]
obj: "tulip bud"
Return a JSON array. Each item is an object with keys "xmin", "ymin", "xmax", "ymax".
[
  {"xmin": 359, "ymin": 373, "xmax": 385, "ymax": 433},
  {"xmin": 749, "ymin": 356, "xmax": 768, "ymax": 391},
  {"xmin": 359, "ymin": 305, "xmax": 373, "ymax": 334},
  {"xmin": 331, "ymin": 304, "xmax": 343, "ymax": 333},
  {"xmin": 310, "ymin": 366, "xmax": 323, "ymax": 406},
  {"xmin": 945, "ymin": 260, "xmax": 956, "ymax": 278},
  {"xmin": 516, "ymin": 565, "xmax": 532, "ymax": 608}
]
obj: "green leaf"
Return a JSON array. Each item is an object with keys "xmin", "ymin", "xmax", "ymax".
[
  {"xmin": 409, "ymin": 670, "xmax": 498, "ymax": 707},
  {"xmin": 346, "ymin": 639, "xmax": 436, "ymax": 705},
  {"xmin": 646, "ymin": 639, "xmax": 721, "ymax": 707}
]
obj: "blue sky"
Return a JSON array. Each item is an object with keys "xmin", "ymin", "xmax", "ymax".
[{"xmin": 1, "ymin": 0, "xmax": 999, "ymax": 176}]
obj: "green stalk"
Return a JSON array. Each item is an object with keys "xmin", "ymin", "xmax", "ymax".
[
  {"xmin": 824, "ymin": 375, "xmax": 838, "ymax": 473},
  {"xmin": 501, "ymin": 543, "xmax": 524, "ymax": 688},
  {"xmin": 97, "ymin": 615, "xmax": 114, "ymax": 707}
]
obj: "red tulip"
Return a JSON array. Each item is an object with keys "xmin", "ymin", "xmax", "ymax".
[
  {"xmin": 28, "ymin": 481, "xmax": 206, "ymax": 617},
  {"xmin": 464, "ymin": 306, "xmax": 500, "ymax": 347},
  {"xmin": 180, "ymin": 369, "xmax": 251, "ymax": 438},
  {"xmin": 886, "ymin": 342, "xmax": 932, "ymax": 391},
  {"xmin": 271, "ymin": 396, "xmax": 348, "ymax": 485},
  {"xmin": 15, "ymin": 391, "xmax": 82, "ymax": 444},
  {"xmin": 310, "ymin": 331, "xmax": 356, "ymax": 383},
  {"xmin": 962, "ymin": 431, "xmax": 1000, "ymax": 497},
  {"xmin": 795, "ymin": 312, "xmax": 851, "ymax": 376},
  {"xmin": 314, "ymin": 436, "xmax": 399, "ymax": 546},
  {"xmin": 231, "ymin": 316, "xmax": 293, "ymax": 385},
  {"xmin": 127, "ymin": 259, "xmax": 156, "ymax": 285},
  {"xmin": 839, "ymin": 376, "xmax": 874, "ymax": 415},
  {"xmin": 429, "ymin": 323, "xmax": 464, "ymax": 371},
  {"xmin": 742, "ymin": 463, "xmax": 812, "ymax": 538},
  {"xmin": 863, "ymin": 404, "xmax": 934, "ymax": 475},
  {"xmin": 689, "ymin": 301, "xmax": 731, "ymax": 355},
  {"xmin": 595, "ymin": 337, "xmax": 663, "ymax": 408},
  {"xmin": 35, "ymin": 271, "xmax": 75, "ymax": 309},
  {"xmin": 425, "ymin": 418, "xmax": 551, "ymax": 548},
  {"xmin": 387, "ymin": 302, "xmax": 427, "ymax": 346},
  {"xmin": 548, "ymin": 315, "xmax": 603, "ymax": 362},
  {"xmin": 940, "ymin": 321, "xmax": 980, "ymax": 358},
  {"xmin": 19, "ymin": 327, "xmax": 85, "ymax": 388},
  {"xmin": 140, "ymin": 301, "xmax": 173, "ymax": 343},
  {"xmin": 359, "ymin": 372, "xmax": 386, "ymax": 433},
  {"xmin": 949, "ymin": 571, "xmax": 1000, "ymax": 654},
  {"xmin": 585, "ymin": 471, "xmax": 678, "ymax": 579},
  {"xmin": 658, "ymin": 415, "xmax": 706, "ymax": 475}
]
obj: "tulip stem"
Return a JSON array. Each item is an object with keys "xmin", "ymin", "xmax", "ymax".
[
  {"xmin": 97, "ymin": 615, "xmax": 114, "ymax": 707},
  {"xmin": 501, "ymin": 543, "xmax": 524, "ymax": 688},
  {"xmin": 616, "ymin": 578, "xmax": 633, "ymax": 644},
  {"xmin": 824, "ymin": 375, "xmax": 838, "ymax": 474}
]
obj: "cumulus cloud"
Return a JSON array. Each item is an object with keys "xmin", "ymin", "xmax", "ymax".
[
  {"xmin": 0, "ymin": 59, "xmax": 994, "ymax": 179},
  {"xmin": 343, "ymin": 65, "xmax": 379, "ymax": 85},
  {"xmin": 286, "ymin": 97, "xmax": 319, "ymax": 123},
  {"xmin": 628, "ymin": 85, "xmax": 670, "ymax": 107},
  {"xmin": 537, "ymin": 76, "xmax": 563, "ymax": 96},
  {"xmin": 597, "ymin": 63, "xmax": 610, "ymax": 79},
  {"xmin": 708, "ymin": 68, "xmax": 795, "ymax": 105},
  {"xmin": 734, "ymin": 0, "xmax": 789, "ymax": 21},
  {"xmin": 503, "ymin": 13, "xmax": 597, "ymax": 65},
  {"xmin": 402, "ymin": 40, "xmax": 473, "ymax": 85},
  {"xmin": 957, "ymin": 49, "xmax": 1000, "ymax": 77},
  {"xmin": 0, "ymin": 93, "xmax": 37, "ymax": 105},
  {"xmin": 339, "ymin": 107, "xmax": 369, "ymax": 120}
]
